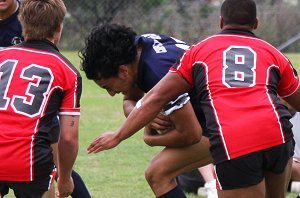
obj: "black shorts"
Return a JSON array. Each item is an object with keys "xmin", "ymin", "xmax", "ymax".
[
  {"xmin": 215, "ymin": 140, "xmax": 294, "ymax": 190},
  {"xmin": 0, "ymin": 166, "xmax": 57, "ymax": 198}
]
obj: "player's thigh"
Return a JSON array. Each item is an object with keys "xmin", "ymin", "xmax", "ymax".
[
  {"xmin": 264, "ymin": 140, "xmax": 294, "ymax": 198},
  {"xmin": 265, "ymin": 157, "xmax": 293, "ymax": 198},
  {"xmin": 218, "ymin": 180, "xmax": 265, "ymax": 198},
  {"xmin": 291, "ymin": 157, "xmax": 300, "ymax": 181},
  {"xmin": 41, "ymin": 182, "xmax": 55, "ymax": 198},
  {"xmin": 147, "ymin": 137, "xmax": 212, "ymax": 177}
]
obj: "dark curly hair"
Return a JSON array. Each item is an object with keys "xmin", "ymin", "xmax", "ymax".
[{"xmin": 79, "ymin": 23, "xmax": 137, "ymax": 80}]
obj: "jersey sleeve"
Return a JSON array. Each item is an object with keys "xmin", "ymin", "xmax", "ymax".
[
  {"xmin": 170, "ymin": 46, "xmax": 195, "ymax": 87},
  {"xmin": 57, "ymin": 59, "xmax": 82, "ymax": 116},
  {"xmin": 59, "ymin": 75, "xmax": 81, "ymax": 115},
  {"xmin": 277, "ymin": 59, "xmax": 300, "ymax": 97}
]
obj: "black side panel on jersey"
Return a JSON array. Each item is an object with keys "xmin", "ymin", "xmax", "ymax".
[
  {"xmin": 33, "ymin": 88, "xmax": 64, "ymax": 179},
  {"xmin": 267, "ymin": 67, "xmax": 294, "ymax": 141},
  {"xmin": 191, "ymin": 63, "xmax": 228, "ymax": 163}
]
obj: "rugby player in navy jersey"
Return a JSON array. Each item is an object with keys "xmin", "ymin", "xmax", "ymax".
[
  {"xmin": 80, "ymin": 23, "xmax": 215, "ymax": 198},
  {"xmin": 82, "ymin": 0, "xmax": 300, "ymax": 198},
  {"xmin": 0, "ymin": 0, "xmax": 23, "ymax": 48}
]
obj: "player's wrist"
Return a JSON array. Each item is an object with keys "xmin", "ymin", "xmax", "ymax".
[{"xmin": 114, "ymin": 131, "xmax": 124, "ymax": 144}]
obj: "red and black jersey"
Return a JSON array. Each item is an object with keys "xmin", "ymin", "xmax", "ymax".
[
  {"xmin": 0, "ymin": 40, "xmax": 82, "ymax": 181},
  {"xmin": 171, "ymin": 30, "xmax": 300, "ymax": 164}
]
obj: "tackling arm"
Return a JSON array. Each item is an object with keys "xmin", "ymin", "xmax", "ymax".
[
  {"xmin": 87, "ymin": 72, "xmax": 191, "ymax": 153},
  {"xmin": 114, "ymin": 72, "xmax": 191, "ymax": 143}
]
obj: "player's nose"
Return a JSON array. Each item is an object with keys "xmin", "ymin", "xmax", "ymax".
[{"xmin": 107, "ymin": 90, "xmax": 116, "ymax": 96}]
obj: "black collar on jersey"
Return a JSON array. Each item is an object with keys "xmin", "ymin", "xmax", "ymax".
[
  {"xmin": 18, "ymin": 39, "xmax": 60, "ymax": 53},
  {"xmin": 219, "ymin": 29, "xmax": 256, "ymax": 37}
]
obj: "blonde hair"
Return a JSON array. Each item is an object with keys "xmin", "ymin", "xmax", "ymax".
[{"xmin": 18, "ymin": 0, "xmax": 66, "ymax": 40}]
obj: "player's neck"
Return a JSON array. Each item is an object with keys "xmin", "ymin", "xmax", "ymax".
[
  {"xmin": 132, "ymin": 47, "xmax": 142, "ymax": 80},
  {"xmin": 0, "ymin": 1, "xmax": 19, "ymax": 20},
  {"xmin": 222, "ymin": 24, "xmax": 255, "ymax": 32}
]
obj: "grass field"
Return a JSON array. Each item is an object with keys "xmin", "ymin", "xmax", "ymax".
[{"xmin": 4, "ymin": 52, "xmax": 300, "ymax": 198}]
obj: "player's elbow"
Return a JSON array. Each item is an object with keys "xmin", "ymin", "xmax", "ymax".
[
  {"xmin": 59, "ymin": 129, "xmax": 78, "ymax": 147},
  {"xmin": 189, "ymin": 131, "xmax": 202, "ymax": 145},
  {"xmin": 182, "ymin": 126, "xmax": 202, "ymax": 145}
]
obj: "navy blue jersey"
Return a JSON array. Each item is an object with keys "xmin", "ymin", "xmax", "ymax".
[
  {"xmin": 0, "ymin": 4, "xmax": 23, "ymax": 47},
  {"xmin": 136, "ymin": 34, "xmax": 189, "ymax": 92}
]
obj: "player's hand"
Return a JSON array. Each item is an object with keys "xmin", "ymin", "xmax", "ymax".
[
  {"xmin": 149, "ymin": 112, "xmax": 173, "ymax": 131},
  {"xmin": 143, "ymin": 126, "xmax": 158, "ymax": 146},
  {"xmin": 56, "ymin": 176, "xmax": 74, "ymax": 197},
  {"xmin": 87, "ymin": 132, "xmax": 120, "ymax": 153}
]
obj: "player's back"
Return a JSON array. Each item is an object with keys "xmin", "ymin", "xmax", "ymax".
[
  {"xmin": 0, "ymin": 40, "xmax": 81, "ymax": 181},
  {"xmin": 136, "ymin": 34, "xmax": 189, "ymax": 92},
  {"xmin": 174, "ymin": 31, "xmax": 299, "ymax": 163}
]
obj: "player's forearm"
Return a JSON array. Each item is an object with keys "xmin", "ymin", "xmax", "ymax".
[
  {"xmin": 116, "ymin": 93, "xmax": 167, "ymax": 142},
  {"xmin": 58, "ymin": 139, "xmax": 78, "ymax": 179},
  {"xmin": 58, "ymin": 115, "xmax": 79, "ymax": 179},
  {"xmin": 116, "ymin": 73, "xmax": 191, "ymax": 143}
]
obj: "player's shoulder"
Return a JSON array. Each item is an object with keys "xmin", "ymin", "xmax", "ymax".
[
  {"xmin": 139, "ymin": 33, "xmax": 186, "ymax": 44},
  {"xmin": 17, "ymin": 41, "xmax": 80, "ymax": 74}
]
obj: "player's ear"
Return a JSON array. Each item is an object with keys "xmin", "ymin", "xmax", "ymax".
[
  {"xmin": 52, "ymin": 23, "xmax": 64, "ymax": 45},
  {"xmin": 219, "ymin": 16, "xmax": 224, "ymax": 29},
  {"xmin": 253, "ymin": 17, "xmax": 259, "ymax": 30},
  {"xmin": 118, "ymin": 65, "xmax": 129, "ymax": 80}
]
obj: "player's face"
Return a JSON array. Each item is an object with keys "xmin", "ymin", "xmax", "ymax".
[
  {"xmin": 0, "ymin": 0, "xmax": 15, "ymax": 12},
  {"xmin": 94, "ymin": 77, "xmax": 132, "ymax": 97}
]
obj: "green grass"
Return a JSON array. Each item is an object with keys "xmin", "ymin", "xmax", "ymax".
[
  {"xmin": 4, "ymin": 52, "xmax": 300, "ymax": 198},
  {"xmin": 286, "ymin": 53, "xmax": 300, "ymax": 71}
]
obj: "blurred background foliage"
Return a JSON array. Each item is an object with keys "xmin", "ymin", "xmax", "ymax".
[{"xmin": 60, "ymin": 0, "xmax": 300, "ymax": 52}]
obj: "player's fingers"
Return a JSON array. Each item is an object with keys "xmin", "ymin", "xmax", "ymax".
[
  {"xmin": 56, "ymin": 191, "xmax": 71, "ymax": 197},
  {"xmin": 87, "ymin": 140, "xmax": 107, "ymax": 153},
  {"xmin": 155, "ymin": 115, "xmax": 172, "ymax": 126},
  {"xmin": 156, "ymin": 113, "xmax": 171, "ymax": 122},
  {"xmin": 87, "ymin": 135, "xmax": 104, "ymax": 150},
  {"xmin": 149, "ymin": 121, "xmax": 172, "ymax": 130},
  {"xmin": 92, "ymin": 146, "xmax": 105, "ymax": 153},
  {"xmin": 87, "ymin": 143, "xmax": 101, "ymax": 153},
  {"xmin": 87, "ymin": 141, "xmax": 99, "ymax": 153},
  {"xmin": 87, "ymin": 142, "xmax": 97, "ymax": 151}
]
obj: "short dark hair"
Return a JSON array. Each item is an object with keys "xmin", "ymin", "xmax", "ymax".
[
  {"xmin": 79, "ymin": 23, "xmax": 137, "ymax": 80},
  {"xmin": 221, "ymin": 0, "xmax": 257, "ymax": 26}
]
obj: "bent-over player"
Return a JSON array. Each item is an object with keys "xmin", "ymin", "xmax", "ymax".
[{"xmin": 80, "ymin": 23, "xmax": 214, "ymax": 198}]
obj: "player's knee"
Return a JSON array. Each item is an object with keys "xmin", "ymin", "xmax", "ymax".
[
  {"xmin": 145, "ymin": 164, "xmax": 155, "ymax": 184},
  {"xmin": 145, "ymin": 162, "xmax": 168, "ymax": 186},
  {"xmin": 145, "ymin": 164, "xmax": 163, "ymax": 185}
]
